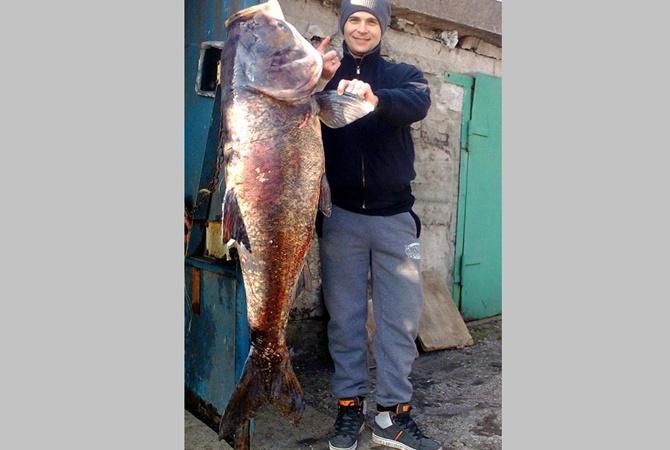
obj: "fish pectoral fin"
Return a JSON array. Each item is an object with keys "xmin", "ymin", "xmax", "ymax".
[
  {"xmin": 319, "ymin": 173, "xmax": 332, "ymax": 217},
  {"xmin": 313, "ymin": 90, "xmax": 374, "ymax": 129},
  {"xmin": 221, "ymin": 188, "xmax": 251, "ymax": 252}
]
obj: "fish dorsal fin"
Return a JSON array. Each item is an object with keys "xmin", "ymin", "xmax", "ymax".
[
  {"xmin": 313, "ymin": 91, "xmax": 374, "ymax": 128},
  {"xmin": 221, "ymin": 187, "xmax": 251, "ymax": 253}
]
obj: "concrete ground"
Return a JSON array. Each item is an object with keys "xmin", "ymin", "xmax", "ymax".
[{"xmin": 186, "ymin": 316, "xmax": 501, "ymax": 450}]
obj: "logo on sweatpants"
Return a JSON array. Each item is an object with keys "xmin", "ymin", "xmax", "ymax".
[{"xmin": 405, "ymin": 242, "xmax": 421, "ymax": 259}]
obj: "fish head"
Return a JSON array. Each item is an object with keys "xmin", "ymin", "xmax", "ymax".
[{"xmin": 226, "ymin": 1, "xmax": 323, "ymax": 102}]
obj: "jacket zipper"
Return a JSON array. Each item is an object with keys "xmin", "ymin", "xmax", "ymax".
[
  {"xmin": 348, "ymin": 49, "xmax": 363, "ymax": 76},
  {"xmin": 350, "ymin": 52, "xmax": 365, "ymax": 208}
]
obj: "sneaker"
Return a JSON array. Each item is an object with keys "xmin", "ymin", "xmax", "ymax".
[
  {"xmin": 328, "ymin": 397, "xmax": 366, "ymax": 450},
  {"xmin": 371, "ymin": 403, "xmax": 443, "ymax": 450}
]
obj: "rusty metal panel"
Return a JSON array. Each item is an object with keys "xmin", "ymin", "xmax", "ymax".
[{"xmin": 190, "ymin": 267, "xmax": 201, "ymax": 314}]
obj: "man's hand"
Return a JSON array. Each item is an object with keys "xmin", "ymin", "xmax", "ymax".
[
  {"xmin": 316, "ymin": 36, "xmax": 341, "ymax": 82},
  {"xmin": 337, "ymin": 79, "xmax": 379, "ymax": 108}
]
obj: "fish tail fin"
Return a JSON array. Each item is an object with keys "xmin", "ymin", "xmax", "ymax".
[
  {"xmin": 218, "ymin": 348, "xmax": 305, "ymax": 441},
  {"xmin": 271, "ymin": 353, "xmax": 305, "ymax": 424},
  {"xmin": 218, "ymin": 350, "xmax": 267, "ymax": 441}
]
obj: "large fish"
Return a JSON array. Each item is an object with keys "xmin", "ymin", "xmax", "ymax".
[{"xmin": 216, "ymin": 0, "xmax": 372, "ymax": 442}]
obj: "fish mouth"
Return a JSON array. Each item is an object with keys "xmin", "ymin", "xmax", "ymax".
[
  {"xmin": 276, "ymin": 22, "xmax": 323, "ymax": 100},
  {"xmin": 247, "ymin": 15, "xmax": 324, "ymax": 102},
  {"xmin": 251, "ymin": 40, "xmax": 322, "ymax": 102},
  {"xmin": 225, "ymin": 0, "xmax": 284, "ymax": 28},
  {"xmin": 225, "ymin": 0, "xmax": 323, "ymax": 102},
  {"xmin": 261, "ymin": 60, "xmax": 322, "ymax": 102}
]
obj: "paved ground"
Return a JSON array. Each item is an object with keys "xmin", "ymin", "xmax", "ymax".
[
  {"xmin": 186, "ymin": 316, "xmax": 501, "ymax": 450},
  {"xmin": 185, "ymin": 410, "xmax": 233, "ymax": 450}
]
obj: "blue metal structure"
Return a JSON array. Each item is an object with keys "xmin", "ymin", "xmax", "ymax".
[
  {"xmin": 184, "ymin": 0, "xmax": 261, "ymax": 439},
  {"xmin": 185, "ymin": 0, "xmax": 259, "ymax": 206}
]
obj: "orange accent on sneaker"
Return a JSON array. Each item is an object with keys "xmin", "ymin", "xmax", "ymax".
[
  {"xmin": 338, "ymin": 399, "xmax": 356, "ymax": 407},
  {"xmin": 395, "ymin": 403, "xmax": 411, "ymax": 414}
]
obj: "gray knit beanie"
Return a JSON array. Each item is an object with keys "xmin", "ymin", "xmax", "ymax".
[{"xmin": 338, "ymin": 0, "xmax": 391, "ymax": 35}]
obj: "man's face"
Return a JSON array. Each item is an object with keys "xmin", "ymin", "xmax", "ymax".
[{"xmin": 343, "ymin": 11, "xmax": 382, "ymax": 57}]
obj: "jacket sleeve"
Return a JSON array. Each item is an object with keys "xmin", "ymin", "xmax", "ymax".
[{"xmin": 374, "ymin": 64, "xmax": 431, "ymax": 127}]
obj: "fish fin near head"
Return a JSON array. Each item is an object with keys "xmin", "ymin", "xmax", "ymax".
[
  {"xmin": 319, "ymin": 173, "xmax": 332, "ymax": 217},
  {"xmin": 218, "ymin": 348, "xmax": 305, "ymax": 441},
  {"xmin": 313, "ymin": 90, "xmax": 374, "ymax": 128},
  {"xmin": 222, "ymin": 188, "xmax": 251, "ymax": 253}
]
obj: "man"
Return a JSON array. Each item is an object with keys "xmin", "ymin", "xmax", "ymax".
[{"xmin": 315, "ymin": 1, "xmax": 441, "ymax": 449}]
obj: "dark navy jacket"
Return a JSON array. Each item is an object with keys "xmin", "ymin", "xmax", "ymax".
[{"xmin": 321, "ymin": 42, "xmax": 431, "ymax": 221}]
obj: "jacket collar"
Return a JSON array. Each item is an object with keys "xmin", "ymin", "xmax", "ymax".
[{"xmin": 342, "ymin": 40, "xmax": 382, "ymax": 67}]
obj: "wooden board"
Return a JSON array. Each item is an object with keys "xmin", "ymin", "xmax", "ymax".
[{"xmin": 418, "ymin": 270, "xmax": 474, "ymax": 351}]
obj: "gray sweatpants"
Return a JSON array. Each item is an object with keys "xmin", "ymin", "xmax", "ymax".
[{"xmin": 319, "ymin": 205, "xmax": 424, "ymax": 407}]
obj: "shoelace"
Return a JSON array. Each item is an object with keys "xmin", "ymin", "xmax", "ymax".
[
  {"xmin": 395, "ymin": 413, "xmax": 427, "ymax": 440},
  {"xmin": 334, "ymin": 406, "xmax": 363, "ymax": 435}
]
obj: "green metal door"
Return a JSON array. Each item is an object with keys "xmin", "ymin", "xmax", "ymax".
[{"xmin": 450, "ymin": 73, "xmax": 502, "ymax": 320}]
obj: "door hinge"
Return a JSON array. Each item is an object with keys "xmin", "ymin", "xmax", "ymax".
[
  {"xmin": 462, "ymin": 120, "xmax": 470, "ymax": 151},
  {"xmin": 469, "ymin": 118, "xmax": 489, "ymax": 138},
  {"xmin": 453, "ymin": 255, "xmax": 462, "ymax": 284}
]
